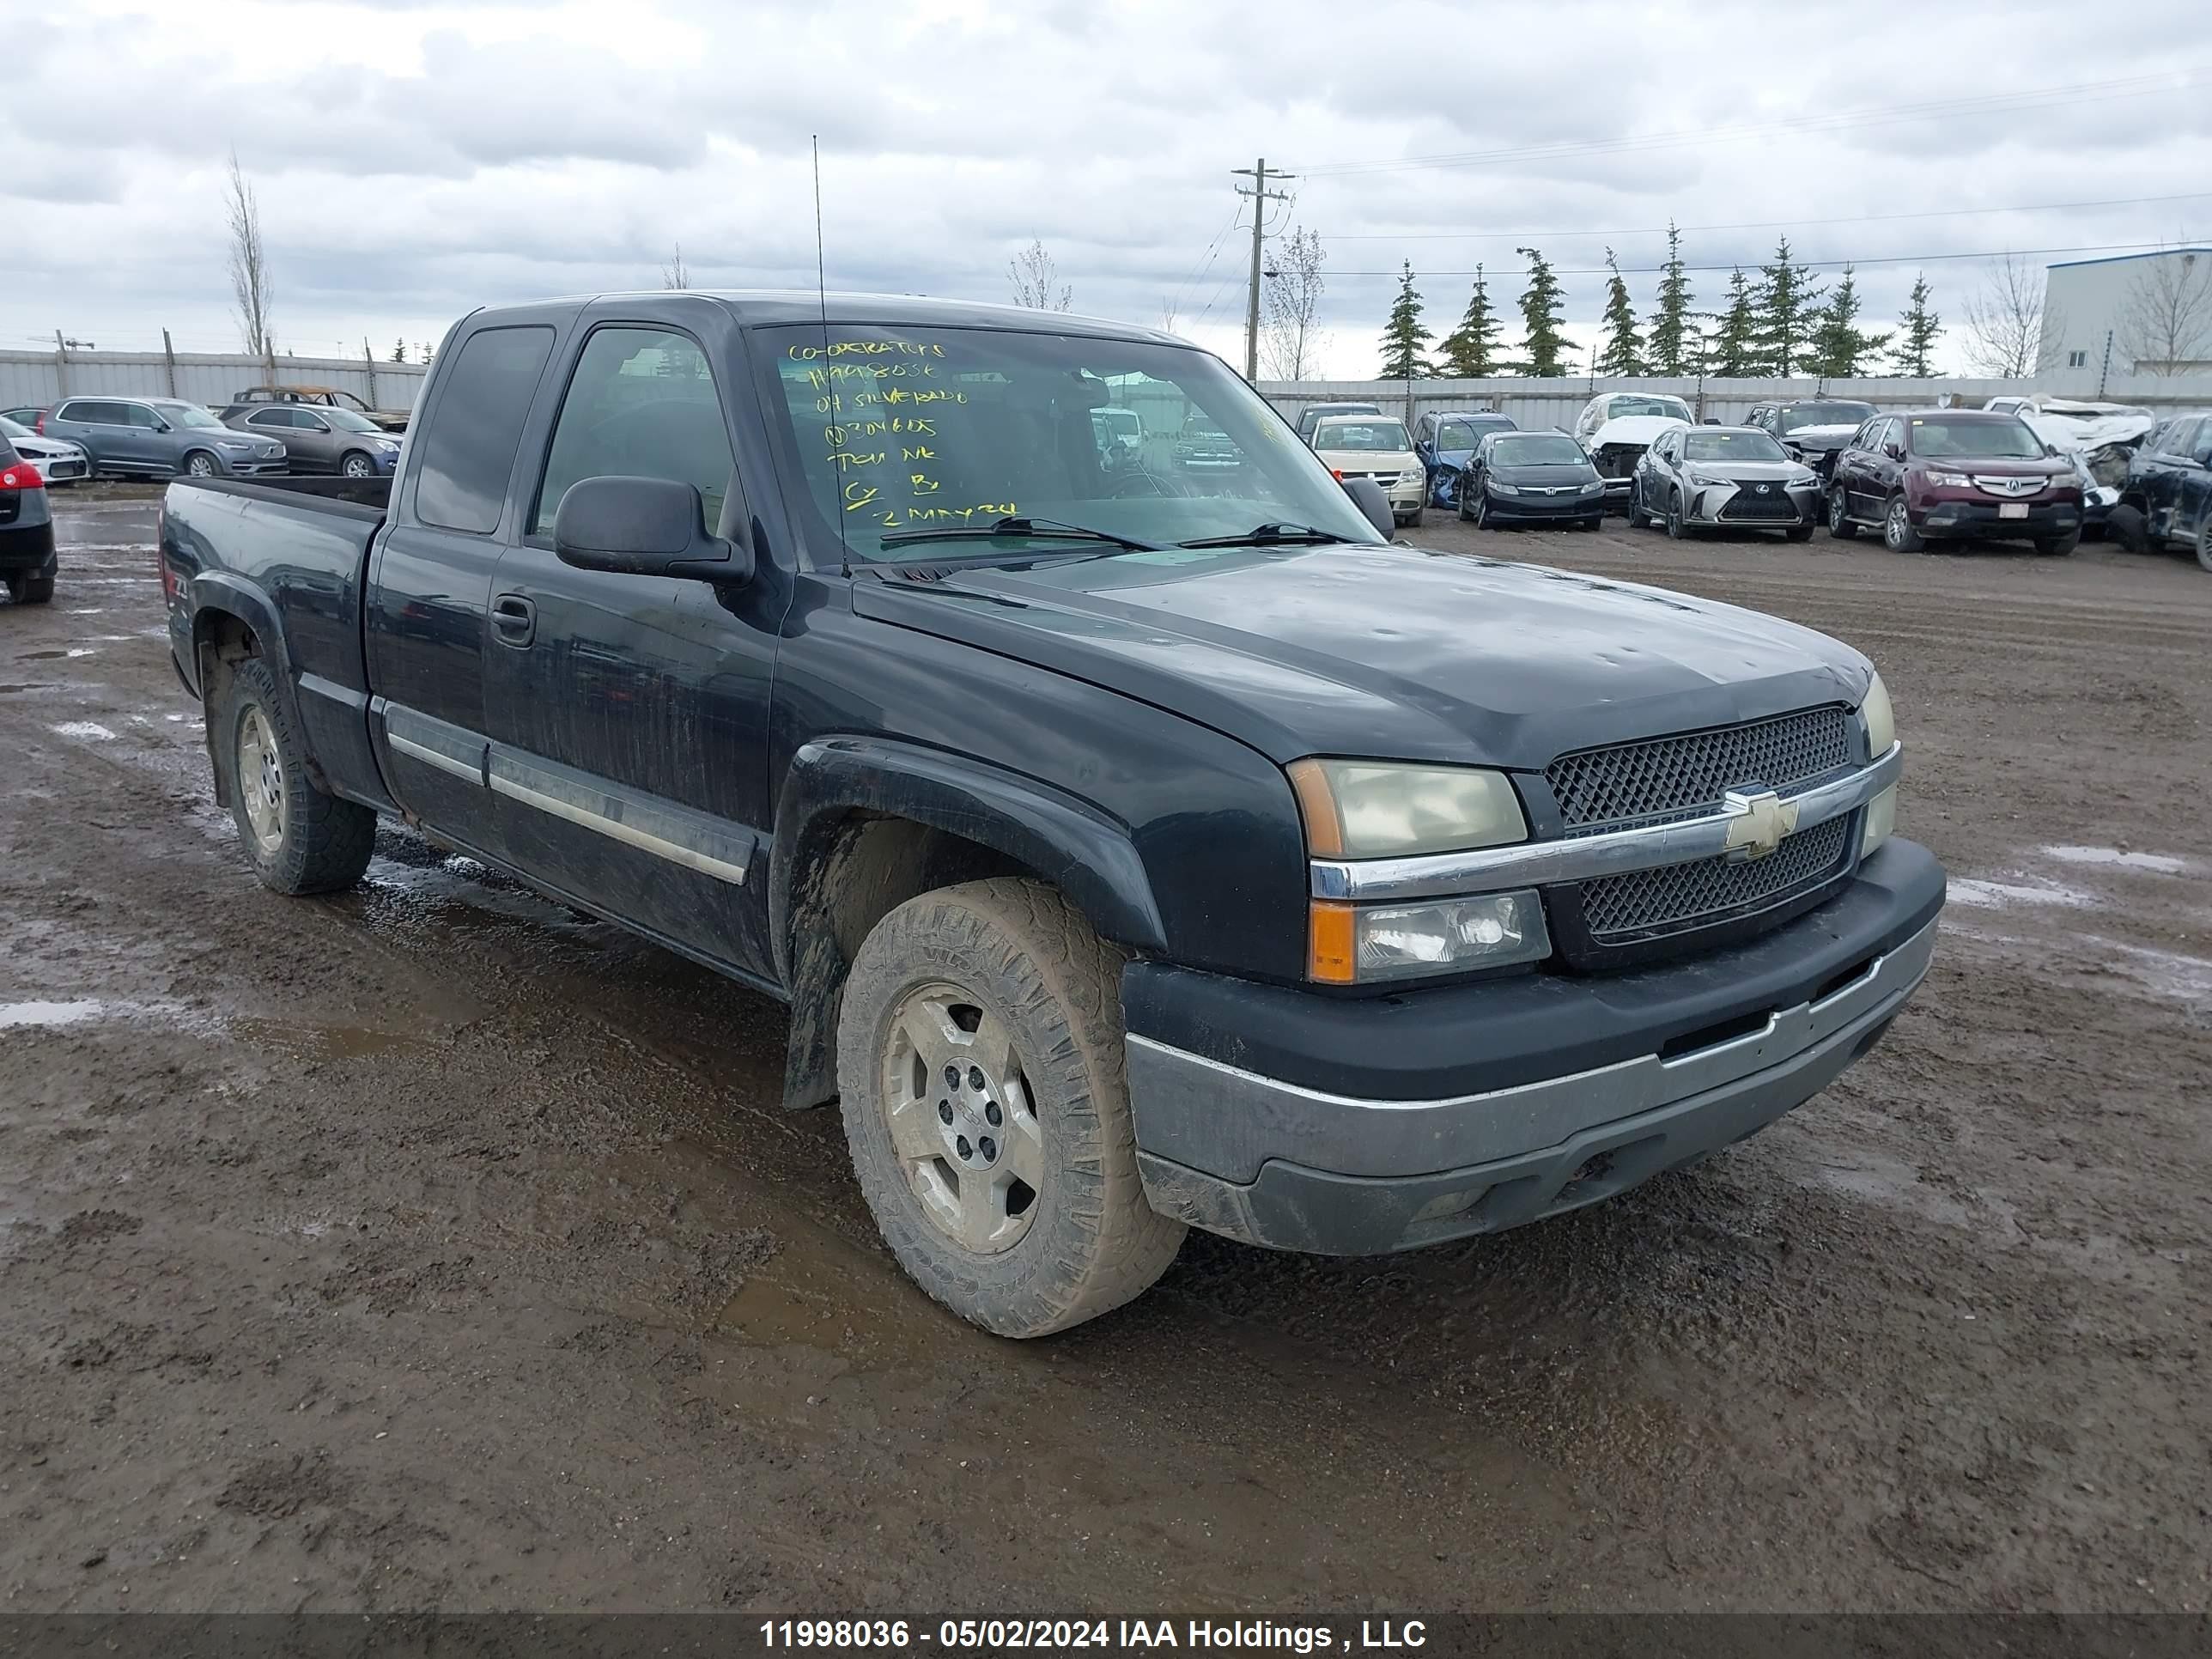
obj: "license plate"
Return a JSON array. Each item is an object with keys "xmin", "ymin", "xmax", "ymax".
[{"xmin": 1998, "ymin": 502, "xmax": 2028, "ymax": 520}]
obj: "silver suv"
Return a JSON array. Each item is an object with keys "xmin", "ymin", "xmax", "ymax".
[{"xmin": 41, "ymin": 397, "xmax": 288, "ymax": 480}]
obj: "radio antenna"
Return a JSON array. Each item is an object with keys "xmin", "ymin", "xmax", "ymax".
[{"xmin": 813, "ymin": 134, "xmax": 853, "ymax": 579}]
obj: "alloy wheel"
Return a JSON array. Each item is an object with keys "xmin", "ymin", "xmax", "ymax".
[
  {"xmin": 878, "ymin": 981, "xmax": 1043, "ymax": 1255},
  {"xmin": 236, "ymin": 707, "xmax": 286, "ymax": 855}
]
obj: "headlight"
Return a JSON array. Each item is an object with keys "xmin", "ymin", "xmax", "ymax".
[
  {"xmin": 1488, "ymin": 480, "xmax": 1520, "ymax": 495},
  {"xmin": 1790, "ymin": 471, "xmax": 1821, "ymax": 489},
  {"xmin": 1579, "ymin": 480, "xmax": 1604, "ymax": 494},
  {"xmin": 1287, "ymin": 758, "xmax": 1528, "ymax": 859},
  {"xmin": 1686, "ymin": 471, "xmax": 1729, "ymax": 488},
  {"xmin": 1861, "ymin": 671, "xmax": 1895, "ymax": 757},
  {"xmin": 1397, "ymin": 467, "xmax": 1423, "ymax": 485},
  {"xmin": 374, "ymin": 438, "xmax": 400, "ymax": 450},
  {"xmin": 1924, "ymin": 469, "xmax": 1972, "ymax": 488},
  {"xmin": 1860, "ymin": 786, "xmax": 1897, "ymax": 859},
  {"xmin": 217, "ymin": 439, "xmax": 250, "ymax": 449},
  {"xmin": 1310, "ymin": 890, "xmax": 1551, "ymax": 983}
]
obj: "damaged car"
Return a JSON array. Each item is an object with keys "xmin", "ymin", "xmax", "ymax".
[
  {"xmin": 1745, "ymin": 399, "xmax": 1878, "ymax": 489},
  {"xmin": 2109, "ymin": 411, "xmax": 2212, "ymax": 571},
  {"xmin": 1573, "ymin": 392, "xmax": 1692, "ymax": 502},
  {"xmin": 1413, "ymin": 410, "xmax": 1516, "ymax": 509},
  {"xmin": 1631, "ymin": 424, "xmax": 1822, "ymax": 541}
]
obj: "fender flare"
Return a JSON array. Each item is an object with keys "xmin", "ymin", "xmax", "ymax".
[
  {"xmin": 769, "ymin": 736, "xmax": 1168, "ymax": 983},
  {"xmin": 186, "ymin": 571, "xmax": 295, "ymax": 702}
]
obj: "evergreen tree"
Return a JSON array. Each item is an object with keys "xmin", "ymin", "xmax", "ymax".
[
  {"xmin": 1376, "ymin": 261, "xmax": 1432, "ymax": 380},
  {"xmin": 1437, "ymin": 264, "xmax": 1504, "ymax": 378},
  {"xmin": 1514, "ymin": 246, "xmax": 1570, "ymax": 376},
  {"xmin": 1711, "ymin": 267, "xmax": 1759, "ymax": 377},
  {"xmin": 1596, "ymin": 249, "xmax": 1644, "ymax": 376},
  {"xmin": 391, "ymin": 337, "xmax": 407, "ymax": 363},
  {"xmin": 1893, "ymin": 272, "xmax": 1942, "ymax": 377},
  {"xmin": 1648, "ymin": 221, "xmax": 1694, "ymax": 375},
  {"xmin": 1750, "ymin": 237, "xmax": 1824, "ymax": 376},
  {"xmin": 1805, "ymin": 264, "xmax": 1892, "ymax": 379}
]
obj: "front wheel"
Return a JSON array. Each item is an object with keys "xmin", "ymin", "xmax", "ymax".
[
  {"xmin": 836, "ymin": 878, "xmax": 1185, "ymax": 1338},
  {"xmin": 340, "ymin": 452, "xmax": 375, "ymax": 479},
  {"xmin": 2034, "ymin": 528, "xmax": 2081, "ymax": 557},
  {"xmin": 1883, "ymin": 494, "xmax": 1924, "ymax": 553},
  {"xmin": 1784, "ymin": 522, "xmax": 1814, "ymax": 543},
  {"xmin": 1827, "ymin": 487, "xmax": 1858, "ymax": 540},
  {"xmin": 217, "ymin": 657, "xmax": 376, "ymax": 894},
  {"xmin": 1626, "ymin": 481, "xmax": 1650, "ymax": 528},
  {"xmin": 182, "ymin": 450, "xmax": 220, "ymax": 478},
  {"xmin": 1400, "ymin": 507, "xmax": 1424, "ymax": 531},
  {"xmin": 1581, "ymin": 514, "xmax": 1604, "ymax": 532},
  {"xmin": 2106, "ymin": 502, "xmax": 2148, "ymax": 552},
  {"xmin": 1665, "ymin": 489, "xmax": 1689, "ymax": 539}
]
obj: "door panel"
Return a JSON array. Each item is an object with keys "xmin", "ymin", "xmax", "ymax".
[{"xmin": 483, "ymin": 315, "xmax": 781, "ymax": 975}]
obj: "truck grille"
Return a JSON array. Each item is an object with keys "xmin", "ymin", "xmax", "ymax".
[
  {"xmin": 1577, "ymin": 814, "xmax": 1854, "ymax": 941},
  {"xmin": 1546, "ymin": 705, "xmax": 1853, "ymax": 834}
]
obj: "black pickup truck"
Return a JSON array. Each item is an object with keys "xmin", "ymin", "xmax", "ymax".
[{"xmin": 161, "ymin": 292, "xmax": 1942, "ymax": 1336}]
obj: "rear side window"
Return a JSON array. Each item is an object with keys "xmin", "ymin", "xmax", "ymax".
[
  {"xmin": 414, "ymin": 325, "xmax": 556, "ymax": 534},
  {"xmin": 60, "ymin": 400, "xmax": 120, "ymax": 425},
  {"xmin": 246, "ymin": 409, "xmax": 292, "ymax": 428},
  {"xmin": 532, "ymin": 326, "xmax": 734, "ymax": 537}
]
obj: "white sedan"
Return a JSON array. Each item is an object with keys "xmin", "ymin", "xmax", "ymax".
[{"xmin": 0, "ymin": 415, "xmax": 89, "ymax": 485}]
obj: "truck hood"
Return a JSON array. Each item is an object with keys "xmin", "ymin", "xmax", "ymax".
[
  {"xmin": 854, "ymin": 544, "xmax": 1870, "ymax": 769},
  {"xmin": 1590, "ymin": 415, "xmax": 1688, "ymax": 450},
  {"xmin": 1315, "ymin": 447, "xmax": 1418, "ymax": 474}
]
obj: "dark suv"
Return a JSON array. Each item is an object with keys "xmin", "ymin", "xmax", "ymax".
[
  {"xmin": 0, "ymin": 432, "xmax": 57, "ymax": 605},
  {"xmin": 2112, "ymin": 411, "xmax": 2212, "ymax": 572},
  {"xmin": 1745, "ymin": 399, "xmax": 1878, "ymax": 488},
  {"xmin": 1827, "ymin": 410, "xmax": 2082, "ymax": 556}
]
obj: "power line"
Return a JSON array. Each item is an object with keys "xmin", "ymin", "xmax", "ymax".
[
  {"xmin": 1319, "ymin": 190, "xmax": 2212, "ymax": 242},
  {"xmin": 1318, "ymin": 239, "xmax": 2195, "ymax": 279},
  {"xmin": 1292, "ymin": 70, "xmax": 2212, "ymax": 178}
]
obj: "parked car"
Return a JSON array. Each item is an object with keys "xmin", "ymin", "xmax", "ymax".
[
  {"xmin": 1309, "ymin": 414, "xmax": 1425, "ymax": 526},
  {"xmin": 1743, "ymin": 399, "xmax": 1878, "ymax": 488},
  {"xmin": 2109, "ymin": 411, "xmax": 2212, "ymax": 571},
  {"xmin": 1572, "ymin": 392, "xmax": 1693, "ymax": 499},
  {"xmin": 0, "ymin": 415, "xmax": 90, "ymax": 485},
  {"xmin": 0, "ymin": 430, "xmax": 56, "ymax": 605},
  {"xmin": 1413, "ymin": 410, "xmax": 1516, "ymax": 508},
  {"xmin": 42, "ymin": 396, "xmax": 289, "ymax": 480},
  {"xmin": 160, "ymin": 291, "xmax": 1938, "ymax": 1337},
  {"xmin": 1631, "ymin": 425, "xmax": 1822, "ymax": 541},
  {"xmin": 1090, "ymin": 406, "xmax": 1143, "ymax": 456},
  {"xmin": 226, "ymin": 385, "xmax": 410, "ymax": 432},
  {"xmin": 2, "ymin": 406, "xmax": 47, "ymax": 429},
  {"xmin": 224, "ymin": 403, "xmax": 404, "ymax": 478},
  {"xmin": 1172, "ymin": 416, "xmax": 1243, "ymax": 481},
  {"xmin": 1455, "ymin": 429, "xmax": 1607, "ymax": 529},
  {"xmin": 1293, "ymin": 400, "xmax": 1381, "ymax": 443},
  {"xmin": 1827, "ymin": 410, "xmax": 2083, "ymax": 555}
]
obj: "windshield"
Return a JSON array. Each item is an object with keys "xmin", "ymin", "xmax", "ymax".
[
  {"xmin": 1490, "ymin": 434, "xmax": 1586, "ymax": 466},
  {"xmin": 1604, "ymin": 396, "xmax": 1692, "ymax": 421},
  {"xmin": 322, "ymin": 408, "xmax": 383, "ymax": 433},
  {"xmin": 1778, "ymin": 402, "xmax": 1875, "ymax": 432},
  {"xmin": 757, "ymin": 325, "xmax": 1382, "ymax": 562},
  {"xmin": 1314, "ymin": 419, "xmax": 1412, "ymax": 451},
  {"xmin": 0, "ymin": 416, "xmax": 32, "ymax": 441},
  {"xmin": 1908, "ymin": 416, "xmax": 2043, "ymax": 459},
  {"xmin": 1436, "ymin": 419, "xmax": 1505, "ymax": 449},
  {"xmin": 156, "ymin": 403, "xmax": 224, "ymax": 429},
  {"xmin": 1685, "ymin": 430, "xmax": 1788, "ymax": 463}
]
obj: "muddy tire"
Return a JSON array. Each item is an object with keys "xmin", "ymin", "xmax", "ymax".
[
  {"xmin": 2106, "ymin": 503, "xmax": 2148, "ymax": 553},
  {"xmin": 1827, "ymin": 487, "xmax": 1857, "ymax": 540},
  {"xmin": 216, "ymin": 656, "xmax": 375, "ymax": 895},
  {"xmin": 836, "ymin": 878, "xmax": 1184, "ymax": 1338},
  {"xmin": 7, "ymin": 571, "xmax": 54, "ymax": 605}
]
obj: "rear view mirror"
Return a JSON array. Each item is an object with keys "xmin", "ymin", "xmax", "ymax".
[
  {"xmin": 1341, "ymin": 477, "xmax": 1395, "ymax": 538},
  {"xmin": 554, "ymin": 475, "xmax": 752, "ymax": 584}
]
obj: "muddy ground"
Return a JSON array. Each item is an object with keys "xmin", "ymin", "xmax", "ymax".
[{"xmin": 2, "ymin": 495, "xmax": 2207, "ymax": 1616}]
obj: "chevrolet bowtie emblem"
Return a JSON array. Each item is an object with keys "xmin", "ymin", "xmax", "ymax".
[{"xmin": 1723, "ymin": 788, "xmax": 1799, "ymax": 861}]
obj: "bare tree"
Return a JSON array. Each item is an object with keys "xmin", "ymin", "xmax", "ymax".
[
  {"xmin": 223, "ymin": 150, "xmax": 276, "ymax": 364},
  {"xmin": 2117, "ymin": 247, "xmax": 2212, "ymax": 375},
  {"xmin": 1260, "ymin": 226, "xmax": 1328, "ymax": 381},
  {"xmin": 1960, "ymin": 253, "xmax": 2058, "ymax": 379},
  {"xmin": 1158, "ymin": 297, "xmax": 1181, "ymax": 337},
  {"xmin": 661, "ymin": 241, "xmax": 691, "ymax": 290},
  {"xmin": 1007, "ymin": 240, "xmax": 1072, "ymax": 311}
]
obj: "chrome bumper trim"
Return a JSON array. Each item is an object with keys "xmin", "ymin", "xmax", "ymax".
[{"xmin": 1310, "ymin": 742, "xmax": 1900, "ymax": 902}]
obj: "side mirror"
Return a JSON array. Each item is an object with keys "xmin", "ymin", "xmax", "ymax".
[
  {"xmin": 1881, "ymin": 441, "xmax": 1904, "ymax": 461},
  {"xmin": 153, "ymin": 418, "xmax": 173, "ymax": 433},
  {"xmin": 1341, "ymin": 477, "xmax": 1396, "ymax": 538},
  {"xmin": 553, "ymin": 476, "xmax": 752, "ymax": 583}
]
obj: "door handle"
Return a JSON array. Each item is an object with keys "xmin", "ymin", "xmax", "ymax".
[{"xmin": 490, "ymin": 593, "xmax": 536, "ymax": 647}]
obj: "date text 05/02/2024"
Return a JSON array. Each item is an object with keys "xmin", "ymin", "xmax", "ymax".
[{"xmin": 756, "ymin": 1620, "xmax": 1429, "ymax": 1651}]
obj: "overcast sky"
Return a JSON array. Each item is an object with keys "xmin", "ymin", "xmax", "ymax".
[{"xmin": 5, "ymin": 0, "xmax": 2209, "ymax": 380}]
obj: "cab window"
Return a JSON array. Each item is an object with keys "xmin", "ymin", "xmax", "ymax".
[{"xmin": 532, "ymin": 327, "xmax": 736, "ymax": 538}]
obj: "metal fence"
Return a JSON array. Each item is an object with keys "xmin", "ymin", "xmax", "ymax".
[
  {"xmin": 1260, "ymin": 375, "xmax": 2212, "ymax": 431},
  {"xmin": 0, "ymin": 347, "xmax": 429, "ymax": 414}
]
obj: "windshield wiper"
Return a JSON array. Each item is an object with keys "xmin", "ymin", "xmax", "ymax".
[
  {"xmin": 1174, "ymin": 522, "xmax": 1358, "ymax": 549},
  {"xmin": 877, "ymin": 515, "xmax": 1162, "ymax": 555}
]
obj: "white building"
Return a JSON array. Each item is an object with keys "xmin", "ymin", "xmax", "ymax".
[{"xmin": 2039, "ymin": 247, "xmax": 2212, "ymax": 393}]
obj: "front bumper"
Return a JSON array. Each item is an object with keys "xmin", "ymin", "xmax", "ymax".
[
  {"xmin": 1916, "ymin": 498, "xmax": 2080, "ymax": 539},
  {"xmin": 1486, "ymin": 488, "xmax": 1606, "ymax": 520},
  {"xmin": 1124, "ymin": 839, "xmax": 1944, "ymax": 1255},
  {"xmin": 216, "ymin": 454, "xmax": 289, "ymax": 477},
  {"xmin": 26, "ymin": 452, "xmax": 87, "ymax": 483},
  {"xmin": 1685, "ymin": 482, "xmax": 1821, "ymax": 526}
]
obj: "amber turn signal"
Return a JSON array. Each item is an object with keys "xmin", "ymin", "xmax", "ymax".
[{"xmin": 1308, "ymin": 901, "xmax": 1356, "ymax": 984}]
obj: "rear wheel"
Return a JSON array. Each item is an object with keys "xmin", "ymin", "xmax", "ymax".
[
  {"xmin": 1883, "ymin": 494, "xmax": 1924, "ymax": 553},
  {"xmin": 217, "ymin": 657, "xmax": 375, "ymax": 895},
  {"xmin": 1827, "ymin": 487, "xmax": 1857, "ymax": 539},
  {"xmin": 6, "ymin": 564, "xmax": 54, "ymax": 605},
  {"xmin": 836, "ymin": 878, "xmax": 1184, "ymax": 1337},
  {"xmin": 2197, "ymin": 517, "xmax": 2212, "ymax": 574}
]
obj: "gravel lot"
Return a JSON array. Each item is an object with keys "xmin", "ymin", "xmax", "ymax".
[{"xmin": 2, "ymin": 495, "xmax": 2207, "ymax": 1614}]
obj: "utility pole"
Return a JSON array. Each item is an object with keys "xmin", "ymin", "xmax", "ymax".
[{"xmin": 1231, "ymin": 157, "xmax": 1293, "ymax": 382}]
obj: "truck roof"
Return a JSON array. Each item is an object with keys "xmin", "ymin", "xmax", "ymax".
[{"xmin": 465, "ymin": 289, "xmax": 1192, "ymax": 347}]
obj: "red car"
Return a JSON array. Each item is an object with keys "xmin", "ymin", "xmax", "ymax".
[{"xmin": 1827, "ymin": 410, "xmax": 2083, "ymax": 556}]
